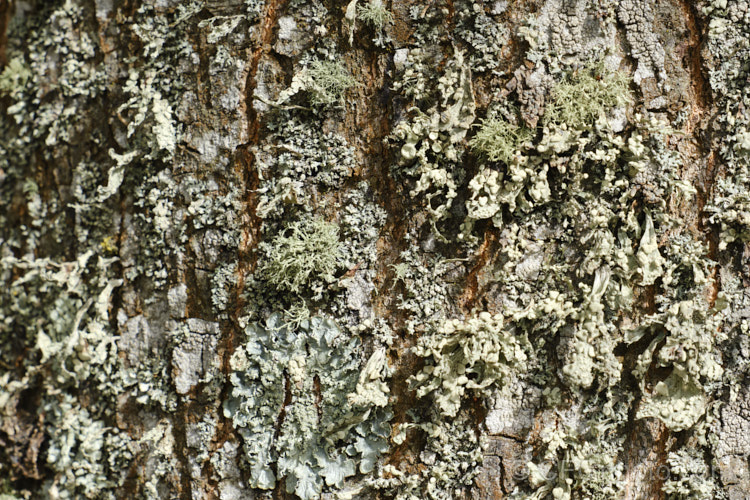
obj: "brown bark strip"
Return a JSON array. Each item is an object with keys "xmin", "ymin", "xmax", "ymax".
[
  {"xmin": 0, "ymin": 0, "xmax": 10, "ymax": 66},
  {"xmin": 678, "ymin": 0, "xmax": 719, "ymax": 306},
  {"xmin": 458, "ymin": 228, "xmax": 497, "ymax": 313},
  {"xmin": 213, "ymin": 0, "xmax": 289, "ymax": 483}
]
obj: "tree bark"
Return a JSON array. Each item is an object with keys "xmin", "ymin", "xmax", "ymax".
[{"xmin": 1, "ymin": 0, "xmax": 749, "ymax": 499}]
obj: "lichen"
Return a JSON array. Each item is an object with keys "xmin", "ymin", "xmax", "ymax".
[
  {"xmin": 275, "ymin": 59, "xmax": 357, "ymax": 107},
  {"xmin": 357, "ymin": 0, "xmax": 393, "ymax": 32},
  {"xmin": 411, "ymin": 312, "xmax": 528, "ymax": 418},
  {"xmin": 543, "ymin": 63, "xmax": 632, "ymax": 130},
  {"xmin": 470, "ymin": 114, "xmax": 534, "ymax": 165},
  {"xmin": 662, "ymin": 448, "xmax": 717, "ymax": 499},
  {"xmin": 224, "ymin": 314, "xmax": 391, "ymax": 499},
  {"xmin": 257, "ymin": 217, "xmax": 342, "ymax": 295},
  {"xmin": 390, "ymin": 50, "xmax": 476, "ymax": 233}
]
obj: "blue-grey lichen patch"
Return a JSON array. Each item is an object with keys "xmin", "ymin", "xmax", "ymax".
[{"xmin": 224, "ymin": 314, "xmax": 391, "ymax": 499}]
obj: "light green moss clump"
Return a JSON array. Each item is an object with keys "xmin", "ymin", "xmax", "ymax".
[
  {"xmin": 470, "ymin": 116, "xmax": 533, "ymax": 164},
  {"xmin": 544, "ymin": 64, "xmax": 631, "ymax": 130},
  {"xmin": 258, "ymin": 217, "xmax": 342, "ymax": 294}
]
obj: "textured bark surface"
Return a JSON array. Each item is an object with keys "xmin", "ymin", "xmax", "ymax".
[{"xmin": 2, "ymin": 0, "xmax": 750, "ymax": 499}]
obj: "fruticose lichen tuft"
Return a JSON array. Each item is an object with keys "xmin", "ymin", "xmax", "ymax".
[
  {"xmin": 306, "ymin": 60, "xmax": 358, "ymax": 106},
  {"xmin": 357, "ymin": 0, "xmax": 393, "ymax": 31},
  {"xmin": 543, "ymin": 64, "xmax": 632, "ymax": 130},
  {"xmin": 257, "ymin": 217, "xmax": 342, "ymax": 294},
  {"xmin": 470, "ymin": 115, "xmax": 534, "ymax": 164}
]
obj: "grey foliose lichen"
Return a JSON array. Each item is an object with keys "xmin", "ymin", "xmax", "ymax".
[
  {"xmin": 254, "ymin": 112, "xmax": 356, "ymax": 220},
  {"xmin": 516, "ymin": 391, "xmax": 631, "ymax": 500},
  {"xmin": 223, "ymin": 314, "xmax": 391, "ymax": 499},
  {"xmin": 0, "ymin": 252, "xmax": 134, "ymax": 498},
  {"xmin": 378, "ymin": 412, "xmax": 486, "ymax": 500},
  {"xmin": 663, "ymin": 447, "xmax": 717, "ymax": 499}
]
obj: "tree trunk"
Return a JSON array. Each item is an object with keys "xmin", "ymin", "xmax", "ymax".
[{"xmin": 1, "ymin": 0, "xmax": 748, "ymax": 499}]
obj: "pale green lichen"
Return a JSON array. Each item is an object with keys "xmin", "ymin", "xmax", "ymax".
[
  {"xmin": 257, "ymin": 217, "xmax": 342, "ymax": 295},
  {"xmin": 411, "ymin": 312, "xmax": 528, "ymax": 417},
  {"xmin": 630, "ymin": 300, "xmax": 723, "ymax": 431},
  {"xmin": 357, "ymin": 0, "xmax": 393, "ymax": 31},
  {"xmin": 470, "ymin": 115, "xmax": 534, "ymax": 164},
  {"xmin": 0, "ymin": 251, "xmax": 133, "ymax": 498},
  {"xmin": 662, "ymin": 448, "xmax": 717, "ymax": 499},
  {"xmin": 519, "ymin": 393, "xmax": 630, "ymax": 500},
  {"xmin": 44, "ymin": 394, "xmax": 134, "ymax": 500},
  {"xmin": 543, "ymin": 64, "xmax": 632, "ymax": 130},
  {"xmin": 224, "ymin": 314, "xmax": 391, "ymax": 499},
  {"xmin": 390, "ymin": 50, "xmax": 476, "ymax": 232},
  {"xmin": 0, "ymin": 57, "xmax": 32, "ymax": 98},
  {"xmin": 636, "ymin": 212, "xmax": 666, "ymax": 285},
  {"xmin": 381, "ymin": 413, "xmax": 486, "ymax": 500}
]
